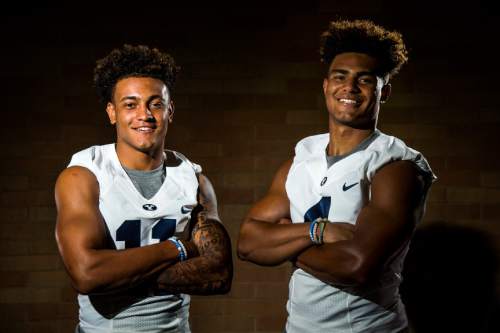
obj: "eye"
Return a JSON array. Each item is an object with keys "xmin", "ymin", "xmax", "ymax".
[
  {"xmin": 124, "ymin": 102, "xmax": 136, "ymax": 109},
  {"xmin": 331, "ymin": 74, "xmax": 345, "ymax": 81},
  {"xmin": 149, "ymin": 100, "xmax": 165, "ymax": 110},
  {"xmin": 358, "ymin": 76, "xmax": 376, "ymax": 85}
]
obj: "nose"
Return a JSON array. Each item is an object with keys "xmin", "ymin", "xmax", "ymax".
[
  {"xmin": 342, "ymin": 77, "xmax": 361, "ymax": 93},
  {"xmin": 137, "ymin": 104, "xmax": 154, "ymax": 121}
]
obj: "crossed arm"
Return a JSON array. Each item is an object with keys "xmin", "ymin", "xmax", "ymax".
[
  {"xmin": 237, "ymin": 159, "xmax": 425, "ymax": 286},
  {"xmin": 55, "ymin": 166, "xmax": 232, "ymax": 295},
  {"xmin": 155, "ymin": 174, "xmax": 233, "ymax": 295}
]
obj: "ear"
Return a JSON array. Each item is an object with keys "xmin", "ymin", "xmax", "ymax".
[
  {"xmin": 106, "ymin": 102, "xmax": 116, "ymax": 125},
  {"xmin": 322, "ymin": 78, "xmax": 328, "ymax": 96},
  {"xmin": 167, "ymin": 100, "xmax": 175, "ymax": 123},
  {"xmin": 380, "ymin": 83, "xmax": 392, "ymax": 104}
]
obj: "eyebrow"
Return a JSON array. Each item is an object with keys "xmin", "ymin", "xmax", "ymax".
[
  {"xmin": 329, "ymin": 69, "xmax": 377, "ymax": 77},
  {"xmin": 119, "ymin": 95, "xmax": 165, "ymax": 102},
  {"xmin": 120, "ymin": 96, "xmax": 139, "ymax": 102}
]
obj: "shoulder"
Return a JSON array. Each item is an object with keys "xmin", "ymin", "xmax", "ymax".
[
  {"xmin": 364, "ymin": 131, "xmax": 436, "ymax": 183},
  {"xmin": 65, "ymin": 144, "xmax": 116, "ymax": 192},
  {"xmin": 55, "ymin": 166, "xmax": 100, "ymax": 204},
  {"xmin": 67, "ymin": 144, "xmax": 116, "ymax": 174},
  {"xmin": 294, "ymin": 133, "xmax": 329, "ymax": 161},
  {"xmin": 165, "ymin": 150, "xmax": 202, "ymax": 174}
]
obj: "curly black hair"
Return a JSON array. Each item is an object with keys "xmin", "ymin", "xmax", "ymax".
[
  {"xmin": 320, "ymin": 19, "xmax": 408, "ymax": 79},
  {"xmin": 93, "ymin": 44, "xmax": 180, "ymax": 104}
]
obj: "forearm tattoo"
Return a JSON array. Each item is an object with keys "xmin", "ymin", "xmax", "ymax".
[{"xmin": 156, "ymin": 212, "xmax": 233, "ymax": 295}]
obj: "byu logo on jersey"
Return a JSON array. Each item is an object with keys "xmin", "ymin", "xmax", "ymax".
[{"xmin": 142, "ymin": 204, "xmax": 157, "ymax": 211}]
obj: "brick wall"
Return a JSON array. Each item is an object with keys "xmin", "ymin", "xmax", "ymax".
[{"xmin": 0, "ymin": 2, "xmax": 498, "ymax": 332}]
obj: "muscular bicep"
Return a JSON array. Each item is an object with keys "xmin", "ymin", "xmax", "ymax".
[
  {"xmin": 194, "ymin": 174, "xmax": 231, "ymax": 261},
  {"xmin": 197, "ymin": 173, "xmax": 219, "ymax": 221},
  {"xmin": 336, "ymin": 160, "xmax": 426, "ymax": 282},
  {"xmin": 355, "ymin": 160, "xmax": 426, "ymax": 262},
  {"xmin": 54, "ymin": 167, "xmax": 107, "ymax": 281}
]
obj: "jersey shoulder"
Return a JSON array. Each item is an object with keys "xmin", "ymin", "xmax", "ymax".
[
  {"xmin": 364, "ymin": 131, "xmax": 436, "ymax": 183},
  {"xmin": 165, "ymin": 149, "xmax": 202, "ymax": 175},
  {"xmin": 67, "ymin": 144, "xmax": 116, "ymax": 192},
  {"xmin": 293, "ymin": 133, "xmax": 329, "ymax": 162}
]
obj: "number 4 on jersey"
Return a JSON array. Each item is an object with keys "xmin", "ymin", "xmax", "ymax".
[{"xmin": 304, "ymin": 197, "xmax": 331, "ymax": 222}]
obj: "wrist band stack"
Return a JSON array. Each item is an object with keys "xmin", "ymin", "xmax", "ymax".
[
  {"xmin": 168, "ymin": 236, "xmax": 188, "ymax": 261},
  {"xmin": 309, "ymin": 218, "xmax": 329, "ymax": 245}
]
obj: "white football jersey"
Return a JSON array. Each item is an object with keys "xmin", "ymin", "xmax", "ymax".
[
  {"xmin": 68, "ymin": 144, "xmax": 200, "ymax": 333},
  {"xmin": 285, "ymin": 130, "xmax": 435, "ymax": 333}
]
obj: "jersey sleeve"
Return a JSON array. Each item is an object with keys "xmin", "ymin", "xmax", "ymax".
[
  {"xmin": 170, "ymin": 151, "xmax": 202, "ymax": 174},
  {"xmin": 68, "ymin": 146, "xmax": 99, "ymax": 173},
  {"xmin": 364, "ymin": 135, "xmax": 437, "ymax": 184}
]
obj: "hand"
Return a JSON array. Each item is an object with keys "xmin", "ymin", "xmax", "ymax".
[
  {"xmin": 322, "ymin": 222, "xmax": 355, "ymax": 244},
  {"xmin": 174, "ymin": 203, "xmax": 204, "ymax": 241},
  {"xmin": 278, "ymin": 218, "xmax": 292, "ymax": 225},
  {"xmin": 181, "ymin": 240, "xmax": 199, "ymax": 259}
]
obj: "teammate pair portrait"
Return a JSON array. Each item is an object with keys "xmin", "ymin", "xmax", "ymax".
[{"xmin": 55, "ymin": 19, "xmax": 435, "ymax": 333}]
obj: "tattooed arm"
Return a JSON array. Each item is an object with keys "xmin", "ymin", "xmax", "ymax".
[{"xmin": 156, "ymin": 174, "xmax": 233, "ymax": 295}]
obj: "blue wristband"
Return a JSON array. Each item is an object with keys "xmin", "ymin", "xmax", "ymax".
[
  {"xmin": 168, "ymin": 237, "xmax": 187, "ymax": 261},
  {"xmin": 309, "ymin": 220, "xmax": 317, "ymax": 244}
]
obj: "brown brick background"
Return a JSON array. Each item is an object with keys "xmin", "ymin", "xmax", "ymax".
[{"xmin": 0, "ymin": 2, "xmax": 498, "ymax": 332}]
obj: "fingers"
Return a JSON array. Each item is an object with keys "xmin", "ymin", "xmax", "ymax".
[
  {"xmin": 323, "ymin": 222, "xmax": 355, "ymax": 244},
  {"xmin": 278, "ymin": 218, "xmax": 292, "ymax": 225},
  {"xmin": 182, "ymin": 240, "xmax": 200, "ymax": 259}
]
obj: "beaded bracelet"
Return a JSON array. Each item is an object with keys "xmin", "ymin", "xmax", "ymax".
[
  {"xmin": 316, "ymin": 219, "xmax": 328, "ymax": 244},
  {"xmin": 168, "ymin": 236, "xmax": 187, "ymax": 261},
  {"xmin": 310, "ymin": 218, "xmax": 329, "ymax": 245},
  {"xmin": 177, "ymin": 240, "xmax": 188, "ymax": 261}
]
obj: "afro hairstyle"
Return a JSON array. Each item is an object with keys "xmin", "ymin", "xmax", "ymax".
[
  {"xmin": 93, "ymin": 44, "xmax": 180, "ymax": 104},
  {"xmin": 320, "ymin": 19, "xmax": 408, "ymax": 79}
]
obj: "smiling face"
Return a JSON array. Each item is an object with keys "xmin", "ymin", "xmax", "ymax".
[
  {"xmin": 323, "ymin": 52, "xmax": 391, "ymax": 129},
  {"xmin": 106, "ymin": 76, "xmax": 173, "ymax": 158}
]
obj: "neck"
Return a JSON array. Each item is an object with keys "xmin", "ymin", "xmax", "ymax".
[
  {"xmin": 115, "ymin": 142, "xmax": 165, "ymax": 171},
  {"xmin": 327, "ymin": 122, "xmax": 375, "ymax": 156}
]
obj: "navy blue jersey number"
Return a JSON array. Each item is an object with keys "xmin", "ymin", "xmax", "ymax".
[
  {"xmin": 116, "ymin": 218, "xmax": 176, "ymax": 248},
  {"xmin": 304, "ymin": 196, "xmax": 331, "ymax": 222}
]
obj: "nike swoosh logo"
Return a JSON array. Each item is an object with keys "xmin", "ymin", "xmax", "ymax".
[
  {"xmin": 181, "ymin": 205, "xmax": 193, "ymax": 214},
  {"xmin": 342, "ymin": 182, "xmax": 359, "ymax": 191}
]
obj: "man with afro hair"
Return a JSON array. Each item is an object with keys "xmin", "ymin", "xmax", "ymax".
[
  {"xmin": 238, "ymin": 19, "xmax": 436, "ymax": 332},
  {"xmin": 55, "ymin": 44, "xmax": 232, "ymax": 333}
]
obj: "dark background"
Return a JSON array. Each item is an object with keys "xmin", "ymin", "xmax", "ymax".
[{"xmin": 0, "ymin": 1, "xmax": 498, "ymax": 332}]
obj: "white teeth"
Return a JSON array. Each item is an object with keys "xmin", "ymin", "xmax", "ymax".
[
  {"xmin": 137, "ymin": 127, "xmax": 153, "ymax": 132},
  {"xmin": 339, "ymin": 99, "xmax": 358, "ymax": 105}
]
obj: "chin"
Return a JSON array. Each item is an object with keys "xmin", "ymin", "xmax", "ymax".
[{"xmin": 331, "ymin": 115, "xmax": 374, "ymax": 130}]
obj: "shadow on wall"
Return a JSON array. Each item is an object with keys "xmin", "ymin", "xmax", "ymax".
[{"xmin": 401, "ymin": 222, "xmax": 499, "ymax": 333}]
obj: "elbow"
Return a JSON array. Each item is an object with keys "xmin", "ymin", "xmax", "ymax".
[
  {"xmin": 70, "ymin": 272, "xmax": 97, "ymax": 295},
  {"xmin": 215, "ymin": 268, "xmax": 233, "ymax": 295},
  {"xmin": 214, "ymin": 257, "xmax": 234, "ymax": 295},
  {"xmin": 236, "ymin": 239, "xmax": 251, "ymax": 262},
  {"xmin": 204, "ymin": 262, "xmax": 233, "ymax": 295},
  {"xmin": 68, "ymin": 262, "xmax": 101, "ymax": 295},
  {"xmin": 236, "ymin": 221, "xmax": 256, "ymax": 262}
]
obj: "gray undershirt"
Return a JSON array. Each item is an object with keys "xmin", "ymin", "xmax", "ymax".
[
  {"xmin": 326, "ymin": 130, "xmax": 380, "ymax": 168},
  {"xmin": 123, "ymin": 164, "xmax": 166, "ymax": 199}
]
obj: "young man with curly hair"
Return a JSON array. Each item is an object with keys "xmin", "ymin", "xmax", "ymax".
[
  {"xmin": 238, "ymin": 20, "xmax": 436, "ymax": 332},
  {"xmin": 55, "ymin": 45, "xmax": 232, "ymax": 333}
]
